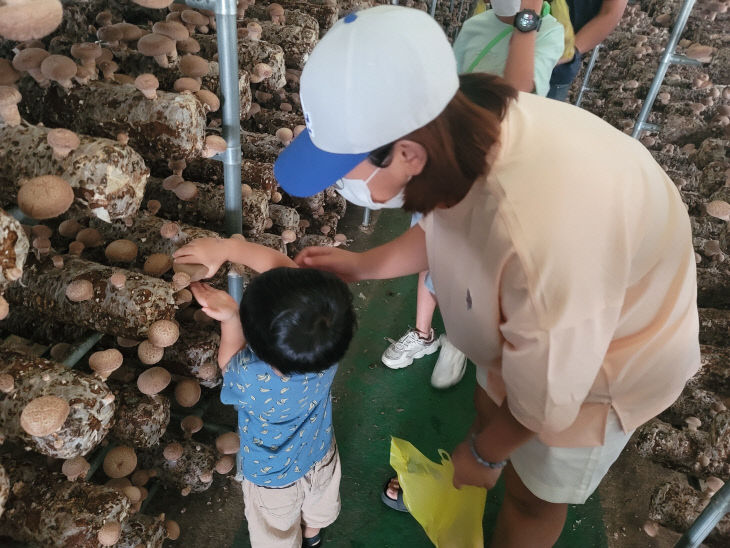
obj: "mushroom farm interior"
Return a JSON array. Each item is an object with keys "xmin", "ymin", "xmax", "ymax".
[{"xmin": 0, "ymin": 0, "xmax": 727, "ymax": 547}]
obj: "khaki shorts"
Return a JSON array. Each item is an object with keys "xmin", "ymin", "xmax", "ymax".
[
  {"xmin": 242, "ymin": 442, "xmax": 341, "ymax": 548},
  {"xmin": 510, "ymin": 410, "xmax": 633, "ymax": 504}
]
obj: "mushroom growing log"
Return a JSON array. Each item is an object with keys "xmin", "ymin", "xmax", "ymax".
[
  {"xmin": 635, "ymin": 413, "xmax": 730, "ymax": 479},
  {"xmin": 160, "ymin": 327, "xmax": 221, "ymax": 388},
  {"xmin": 699, "ymin": 308, "xmax": 730, "ymax": 347},
  {"xmin": 688, "ymin": 345, "xmax": 730, "ymax": 397},
  {"xmin": 117, "ymin": 513, "xmax": 167, "ymax": 548},
  {"xmin": 247, "ymin": 3, "xmax": 337, "ymax": 36},
  {"xmin": 4, "ymin": 255, "xmax": 176, "ymax": 340},
  {"xmin": 0, "ymin": 302, "xmax": 91, "ymax": 345},
  {"xmin": 17, "ymin": 78, "xmax": 206, "ymax": 165},
  {"xmin": 0, "ymin": 456, "xmax": 131, "ymax": 548},
  {"xmin": 242, "ymin": 131, "xmax": 284, "ymax": 163},
  {"xmin": 195, "ymin": 35, "xmax": 286, "ymax": 90},
  {"xmin": 241, "ymin": 14, "xmax": 318, "ymax": 69},
  {"xmin": 649, "ymin": 480, "xmax": 730, "ymax": 546},
  {"xmin": 659, "ymin": 386, "xmax": 727, "ymax": 428},
  {"xmin": 0, "ymin": 123, "xmax": 149, "ymax": 222},
  {"xmin": 143, "ymin": 177, "xmax": 270, "ymax": 235},
  {"xmin": 138, "ymin": 435, "xmax": 217, "ymax": 494},
  {"xmin": 110, "ymin": 383, "xmax": 170, "ymax": 449},
  {"xmin": 181, "ymin": 158, "xmax": 278, "ymax": 198},
  {"xmin": 0, "ymin": 209, "xmax": 29, "ymax": 293},
  {"xmin": 250, "ymin": 107, "xmax": 305, "ymax": 134},
  {"xmin": 0, "ymin": 464, "xmax": 8, "ymax": 520},
  {"xmin": 0, "ymin": 349, "xmax": 114, "ymax": 458}
]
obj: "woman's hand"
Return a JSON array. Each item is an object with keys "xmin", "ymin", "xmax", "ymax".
[
  {"xmin": 172, "ymin": 237, "xmax": 227, "ymax": 279},
  {"xmin": 294, "ymin": 246, "xmax": 364, "ymax": 283},
  {"xmin": 189, "ymin": 282, "xmax": 238, "ymax": 322},
  {"xmin": 451, "ymin": 440, "xmax": 503, "ymax": 491}
]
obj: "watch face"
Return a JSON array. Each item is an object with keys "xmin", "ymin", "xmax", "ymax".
[{"xmin": 516, "ymin": 10, "xmax": 539, "ymax": 31}]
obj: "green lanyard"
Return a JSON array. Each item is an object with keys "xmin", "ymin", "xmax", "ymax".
[{"xmin": 465, "ymin": 2, "xmax": 552, "ymax": 74}]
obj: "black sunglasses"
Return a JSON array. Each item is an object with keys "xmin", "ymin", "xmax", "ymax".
[{"xmin": 367, "ymin": 143, "xmax": 395, "ymax": 168}]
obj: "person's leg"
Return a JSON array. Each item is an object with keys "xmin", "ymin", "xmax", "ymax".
[
  {"xmin": 491, "ymin": 464, "xmax": 568, "ymax": 548},
  {"xmin": 242, "ymin": 478, "xmax": 304, "ymax": 548},
  {"xmin": 301, "ymin": 443, "xmax": 342, "ymax": 546},
  {"xmin": 415, "ymin": 271, "xmax": 438, "ymax": 335}
]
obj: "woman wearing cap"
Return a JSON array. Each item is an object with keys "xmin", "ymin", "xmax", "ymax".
[{"xmin": 275, "ymin": 6, "xmax": 700, "ymax": 546}]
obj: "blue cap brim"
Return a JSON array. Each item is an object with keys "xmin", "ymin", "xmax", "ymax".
[{"xmin": 273, "ymin": 130, "xmax": 369, "ymax": 198}]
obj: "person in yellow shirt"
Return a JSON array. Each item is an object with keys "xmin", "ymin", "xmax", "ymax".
[{"xmin": 274, "ymin": 7, "xmax": 700, "ymax": 546}]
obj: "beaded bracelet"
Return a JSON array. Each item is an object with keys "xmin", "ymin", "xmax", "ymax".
[{"xmin": 469, "ymin": 434, "xmax": 508, "ymax": 469}]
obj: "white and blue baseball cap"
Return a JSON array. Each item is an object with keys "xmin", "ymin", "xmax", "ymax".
[{"xmin": 274, "ymin": 5, "xmax": 459, "ymax": 197}]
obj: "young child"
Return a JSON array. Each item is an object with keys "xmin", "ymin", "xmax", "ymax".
[{"xmin": 173, "ymin": 237, "xmax": 356, "ymax": 548}]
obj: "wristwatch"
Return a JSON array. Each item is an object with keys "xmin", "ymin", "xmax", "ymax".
[{"xmin": 513, "ymin": 9, "xmax": 542, "ymax": 32}]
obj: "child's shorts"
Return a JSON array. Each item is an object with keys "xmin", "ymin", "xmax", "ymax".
[
  {"xmin": 241, "ymin": 441, "xmax": 341, "ymax": 548},
  {"xmin": 509, "ymin": 410, "xmax": 633, "ymax": 505}
]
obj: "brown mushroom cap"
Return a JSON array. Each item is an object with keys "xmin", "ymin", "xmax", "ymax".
[
  {"xmin": 137, "ymin": 366, "xmax": 172, "ymax": 395},
  {"xmin": 20, "ymin": 395, "xmax": 70, "ymax": 437},
  {"xmin": 112, "ymin": 22, "xmax": 145, "ymax": 42},
  {"xmin": 0, "ymin": 295, "xmax": 8, "ymax": 320},
  {"xmin": 0, "ymin": 373, "xmax": 15, "ymax": 393},
  {"xmin": 175, "ymin": 378, "xmax": 201, "ymax": 407},
  {"xmin": 202, "ymin": 135, "xmax": 226, "ymax": 158},
  {"xmin": 172, "ymin": 271, "xmax": 191, "ymax": 290},
  {"xmin": 109, "ymin": 272, "xmax": 127, "ymax": 289},
  {"xmin": 89, "ymin": 349, "xmax": 124, "ymax": 378},
  {"xmin": 195, "ymin": 89, "xmax": 220, "ymax": 112},
  {"xmin": 178, "ymin": 36, "xmax": 201, "ymax": 54},
  {"xmin": 66, "ymin": 279, "xmax": 94, "ymax": 302},
  {"xmin": 173, "ymin": 76, "xmax": 201, "ymax": 93},
  {"xmin": 12, "ymin": 47, "xmax": 49, "ymax": 72},
  {"xmin": 152, "ymin": 21, "xmax": 189, "ymax": 41},
  {"xmin": 132, "ymin": 0, "xmax": 174, "ymax": 7},
  {"xmin": 134, "ymin": 73, "xmax": 159, "ymax": 99},
  {"xmin": 76, "ymin": 227, "xmax": 104, "ymax": 247},
  {"xmin": 0, "ymin": 59, "xmax": 21, "ymax": 86},
  {"xmin": 179, "ymin": 54, "xmax": 209, "ymax": 78},
  {"xmin": 0, "ymin": 0, "xmax": 63, "ymax": 42},
  {"xmin": 215, "ymin": 432, "xmax": 240, "ymax": 455},
  {"xmin": 58, "ymin": 218, "xmax": 82, "ymax": 238},
  {"xmin": 97, "ymin": 521, "xmax": 121, "ymax": 546},
  {"xmin": 47, "ymin": 128, "xmax": 80, "ymax": 159},
  {"xmin": 70, "ymin": 42, "xmax": 102, "ymax": 66},
  {"xmin": 148, "ymin": 319, "xmax": 180, "ymax": 348},
  {"xmin": 137, "ymin": 33, "xmax": 176, "ymax": 60},
  {"xmin": 181, "ymin": 9, "xmax": 209, "ymax": 27},
  {"xmin": 181, "ymin": 414, "xmax": 203, "ymax": 435},
  {"xmin": 706, "ymin": 200, "xmax": 730, "ymax": 222},
  {"xmin": 131, "ymin": 469, "xmax": 151, "ymax": 486},
  {"xmin": 160, "ymin": 221, "xmax": 180, "ymax": 239},
  {"xmin": 165, "ymin": 519, "xmax": 181, "ymax": 540},
  {"xmin": 122, "ymin": 485, "xmax": 142, "ymax": 504},
  {"xmin": 137, "ymin": 340, "xmax": 164, "ymax": 365},
  {"xmin": 62, "ymin": 456, "xmax": 90, "ymax": 481},
  {"xmin": 173, "ymin": 181, "xmax": 198, "ymax": 201},
  {"xmin": 275, "ymin": 127, "xmax": 293, "ymax": 146},
  {"xmin": 281, "ymin": 229, "xmax": 296, "ymax": 244},
  {"xmin": 162, "ymin": 174, "xmax": 184, "ymax": 190},
  {"xmin": 172, "ymin": 261, "xmax": 208, "ymax": 282},
  {"xmin": 215, "ymin": 455, "xmax": 235, "ymax": 474},
  {"xmin": 105, "ymin": 239, "xmax": 138, "ymax": 262},
  {"xmin": 163, "ymin": 441, "xmax": 184, "ymax": 461},
  {"xmin": 17, "ymin": 175, "xmax": 74, "ymax": 219},
  {"xmin": 40, "ymin": 54, "xmax": 77, "ymax": 87},
  {"xmin": 144, "ymin": 253, "xmax": 174, "ymax": 276},
  {"xmin": 68, "ymin": 240, "xmax": 85, "ymax": 256},
  {"xmin": 268, "ymin": 3, "xmax": 285, "ymax": 17},
  {"xmin": 103, "ymin": 446, "xmax": 138, "ymax": 479}
]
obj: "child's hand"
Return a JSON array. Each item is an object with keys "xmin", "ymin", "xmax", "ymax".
[
  {"xmin": 189, "ymin": 282, "xmax": 238, "ymax": 322},
  {"xmin": 173, "ymin": 237, "xmax": 227, "ymax": 279}
]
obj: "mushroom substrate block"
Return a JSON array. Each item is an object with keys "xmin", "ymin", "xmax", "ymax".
[
  {"xmin": 0, "ymin": 456, "xmax": 132, "ymax": 548},
  {"xmin": 110, "ymin": 383, "xmax": 171, "ymax": 449},
  {"xmin": 251, "ymin": 107, "xmax": 305, "ymax": 134},
  {"xmin": 699, "ymin": 308, "xmax": 730, "ymax": 347},
  {"xmin": 116, "ymin": 513, "xmax": 167, "ymax": 548},
  {"xmin": 242, "ymin": 131, "xmax": 284, "ymax": 163},
  {"xmin": 0, "ymin": 465, "xmax": 8, "ymax": 520},
  {"xmin": 144, "ymin": 177, "xmax": 270, "ymax": 235},
  {"xmin": 247, "ymin": 3, "xmax": 337, "ymax": 36},
  {"xmin": 635, "ymin": 413, "xmax": 730, "ymax": 480},
  {"xmin": 16, "ymin": 78, "xmax": 207, "ymax": 164},
  {"xmin": 658, "ymin": 386, "xmax": 727, "ymax": 428},
  {"xmin": 160, "ymin": 327, "xmax": 221, "ymax": 388},
  {"xmin": 0, "ymin": 123, "xmax": 149, "ymax": 222},
  {"xmin": 0, "ymin": 303, "xmax": 90, "ymax": 344},
  {"xmin": 0, "ymin": 209, "xmax": 29, "ymax": 293},
  {"xmin": 241, "ymin": 15, "xmax": 319, "ymax": 69},
  {"xmin": 195, "ymin": 35, "xmax": 286, "ymax": 90},
  {"xmin": 4, "ymin": 255, "xmax": 176, "ymax": 340},
  {"xmin": 181, "ymin": 158, "xmax": 278, "ymax": 197},
  {"xmin": 689, "ymin": 345, "xmax": 730, "ymax": 397},
  {"xmin": 0, "ymin": 349, "xmax": 114, "ymax": 458},
  {"xmin": 649, "ymin": 480, "xmax": 730, "ymax": 546},
  {"xmin": 138, "ymin": 435, "xmax": 217, "ymax": 494}
]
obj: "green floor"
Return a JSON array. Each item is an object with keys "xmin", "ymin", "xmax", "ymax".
[{"xmin": 233, "ymin": 208, "xmax": 609, "ymax": 547}]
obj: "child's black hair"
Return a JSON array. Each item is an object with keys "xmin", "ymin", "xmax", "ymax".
[{"xmin": 240, "ymin": 267, "xmax": 357, "ymax": 375}]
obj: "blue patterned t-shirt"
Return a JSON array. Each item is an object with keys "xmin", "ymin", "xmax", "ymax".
[{"xmin": 220, "ymin": 346, "xmax": 337, "ymax": 487}]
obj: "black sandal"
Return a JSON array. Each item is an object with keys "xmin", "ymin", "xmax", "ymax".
[
  {"xmin": 302, "ymin": 532, "xmax": 322, "ymax": 547},
  {"xmin": 380, "ymin": 477, "xmax": 409, "ymax": 513}
]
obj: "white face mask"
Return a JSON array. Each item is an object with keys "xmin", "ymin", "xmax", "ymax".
[
  {"xmin": 334, "ymin": 168, "xmax": 405, "ymax": 210},
  {"xmin": 490, "ymin": 0, "xmax": 521, "ymax": 17}
]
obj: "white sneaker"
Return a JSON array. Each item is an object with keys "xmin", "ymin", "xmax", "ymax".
[
  {"xmin": 430, "ymin": 335, "xmax": 467, "ymax": 389},
  {"xmin": 381, "ymin": 328, "xmax": 440, "ymax": 369}
]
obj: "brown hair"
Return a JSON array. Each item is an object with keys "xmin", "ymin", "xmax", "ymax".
[{"xmin": 402, "ymin": 73, "xmax": 517, "ymax": 213}]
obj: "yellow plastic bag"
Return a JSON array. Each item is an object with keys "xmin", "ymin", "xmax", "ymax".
[{"xmin": 390, "ymin": 437, "xmax": 487, "ymax": 548}]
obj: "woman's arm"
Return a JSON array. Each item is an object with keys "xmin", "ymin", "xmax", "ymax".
[
  {"xmin": 295, "ymin": 223, "xmax": 429, "ymax": 282},
  {"xmin": 573, "ymin": 0, "xmax": 628, "ymax": 54},
  {"xmin": 173, "ymin": 237, "xmax": 297, "ymax": 278}
]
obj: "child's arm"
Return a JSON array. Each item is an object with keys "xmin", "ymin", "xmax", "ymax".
[
  {"xmin": 189, "ymin": 282, "xmax": 244, "ymax": 371},
  {"xmin": 173, "ymin": 237, "xmax": 297, "ymax": 279},
  {"xmin": 501, "ymin": 0, "xmax": 544, "ymax": 93}
]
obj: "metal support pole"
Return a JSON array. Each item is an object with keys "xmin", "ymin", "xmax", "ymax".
[
  {"xmin": 631, "ymin": 0, "xmax": 698, "ymax": 138},
  {"xmin": 362, "ymin": 207, "xmax": 371, "ymax": 228},
  {"xmin": 430, "ymin": 0, "xmax": 437, "ymax": 17},
  {"xmin": 61, "ymin": 332, "xmax": 104, "ymax": 368},
  {"xmin": 674, "ymin": 481, "xmax": 730, "ymax": 548},
  {"xmin": 575, "ymin": 45, "xmax": 601, "ymax": 108}
]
